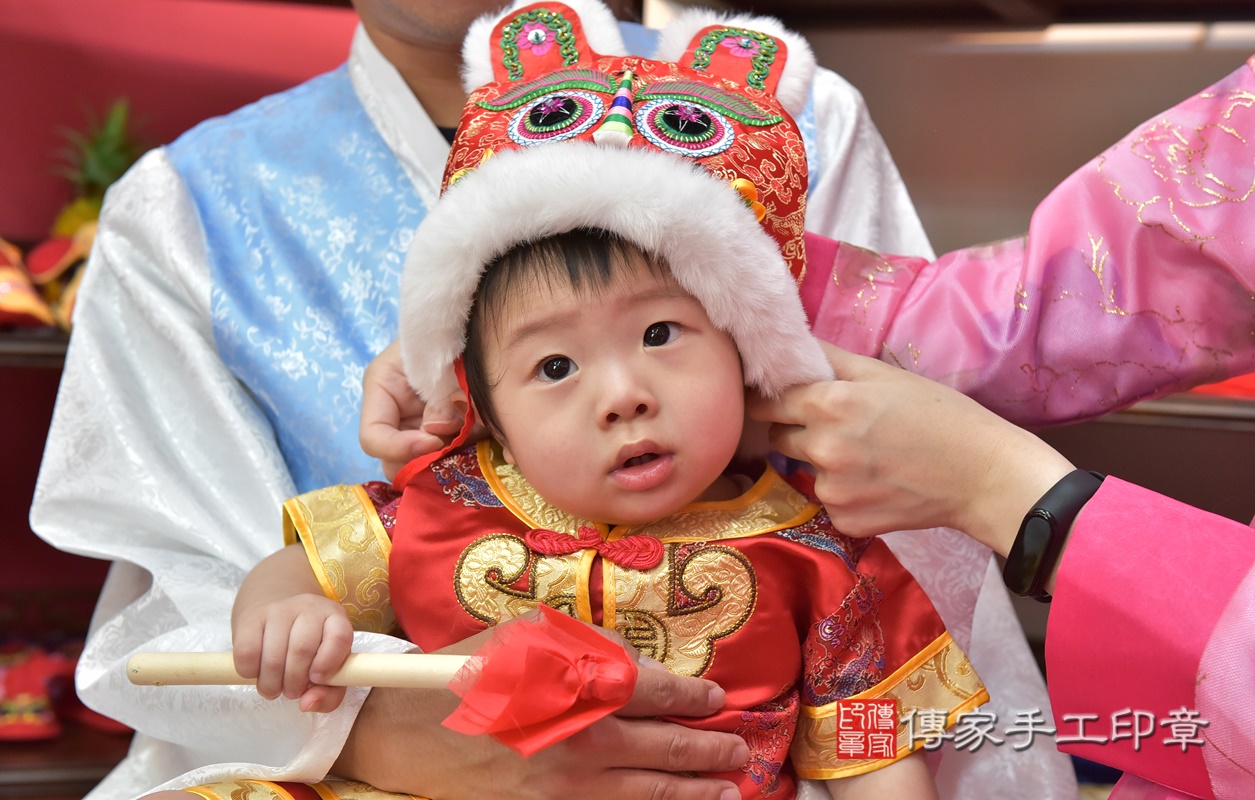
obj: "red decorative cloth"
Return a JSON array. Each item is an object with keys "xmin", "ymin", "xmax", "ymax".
[{"xmin": 442, "ymin": 604, "xmax": 637, "ymax": 756}]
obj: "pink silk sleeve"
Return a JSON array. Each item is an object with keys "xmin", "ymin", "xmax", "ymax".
[
  {"xmin": 1045, "ymin": 477, "xmax": 1255, "ymax": 799},
  {"xmin": 800, "ymin": 56, "xmax": 1255, "ymax": 427}
]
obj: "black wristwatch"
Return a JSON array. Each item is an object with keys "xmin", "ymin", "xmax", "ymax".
[{"xmin": 1002, "ymin": 469, "xmax": 1104, "ymax": 603}]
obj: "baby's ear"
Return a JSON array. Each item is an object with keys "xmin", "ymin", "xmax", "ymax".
[
  {"xmin": 460, "ymin": 397, "xmax": 495, "ymax": 453},
  {"xmin": 739, "ymin": 388, "xmax": 772, "ymax": 460},
  {"xmin": 483, "ymin": 403, "xmax": 516, "ymax": 465},
  {"xmin": 499, "ymin": 440, "xmax": 517, "ymax": 466}
]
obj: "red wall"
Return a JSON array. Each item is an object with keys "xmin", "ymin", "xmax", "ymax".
[
  {"xmin": 0, "ymin": 0, "xmax": 357, "ymax": 242},
  {"xmin": 2, "ymin": 0, "xmax": 356, "ymax": 636},
  {"xmin": 1, "ymin": 367, "xmax": 111, "ymax": 637},
  {"xmin": 3, "ymin": 369, "xmax": 75, "ymax": 587}
]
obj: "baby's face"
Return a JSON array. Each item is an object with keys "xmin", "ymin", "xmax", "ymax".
[{"xmin": 483, "ymin": 253, "xmax": 746, "ymax": 526}]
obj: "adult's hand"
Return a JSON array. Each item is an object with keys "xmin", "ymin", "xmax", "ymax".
[
  {"xmin": 334, "ymin": 621, "xmax": 748, "ymax": 800},
  {"xmin": 359, "ymin": 341, "xmax": 463, "ymax": 480},
  {"xmin": 748, "ymin": 342, "xmax": 1074, "ymax": 553}
]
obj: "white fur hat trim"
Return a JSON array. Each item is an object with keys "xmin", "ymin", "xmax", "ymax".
[{"xmin": 399, "ymin": 141, "xmax": 833, "ymax": 406}]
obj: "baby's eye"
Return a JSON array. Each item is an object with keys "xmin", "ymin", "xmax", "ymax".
[
  {"xmin": 643, "ymin": 322, "xmax": 679, "ymax": 347},
  {"xmin": 539, "ymin": 356, "xmax": 575, "ymax": 381}
]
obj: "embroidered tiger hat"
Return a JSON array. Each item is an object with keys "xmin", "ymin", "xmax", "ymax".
[{"xmin": 399, "ymin": 0, "xmax": 834, "ymax": 409}]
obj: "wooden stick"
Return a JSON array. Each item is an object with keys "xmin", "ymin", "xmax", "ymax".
[{"xmin": 125, "ymin": 652, "xmax": 471, "ymax": 689}]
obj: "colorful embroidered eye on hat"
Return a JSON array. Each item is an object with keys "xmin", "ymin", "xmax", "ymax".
[{"xmin": 399, "ymin": 0, "xmax": 834, "ymax": 407}]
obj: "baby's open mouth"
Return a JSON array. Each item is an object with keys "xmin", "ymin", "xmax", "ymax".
[{"xmin": 623, "ymin": 453, "xmax": 659, "ymax": 469}]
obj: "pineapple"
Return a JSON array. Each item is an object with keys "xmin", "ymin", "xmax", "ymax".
[
  {"xmin": 50, "ymin": 99, "xmax": 144, "ymax": 237},
  {"xmin": 18, "ymin": 99, "xmax": 147, "ymax": 329}
]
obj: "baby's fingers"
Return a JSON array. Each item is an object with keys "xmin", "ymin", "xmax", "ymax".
[
  {"xmin": 282, "ymin": 611, "xmax": 333, "ymax": 699},
  {"xmin": 309, "ymin": 614, "xmax": 354, "ymax": 685},
  {"xmin": 299, "ymin": 684, "xmax": 348, "ymax": 713},
  {"xmin": 256, "ymin": 620, "xmax": 294, "ymax": 701},
  {"xmin": 232, "ymin": 615, "xmax": 265, "ymax": 681}
]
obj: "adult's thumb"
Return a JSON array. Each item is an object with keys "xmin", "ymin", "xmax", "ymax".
[{"xmin": 818, "ymin": 341, "xmax": 881, "ymax": 381}]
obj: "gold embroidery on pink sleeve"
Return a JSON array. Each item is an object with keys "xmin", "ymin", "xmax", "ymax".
[
  {"xmin": 849, "ymin": 251, "xmax": 898, "ymax": 328},
  {"xmin": 882, "ymin": 342, "xmax": 920, "ymax": 371},
  {"xmin": 1100, "ymin": 88, "xmax": 1255, "ymax": 248}
]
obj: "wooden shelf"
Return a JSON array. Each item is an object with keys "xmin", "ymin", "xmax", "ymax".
[{"xmin": 0, "ymin": 329, "xmax": 69, "ymax": 369}]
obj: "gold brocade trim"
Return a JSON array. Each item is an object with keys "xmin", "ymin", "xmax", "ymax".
[
  {"xmin": 478, "ymin": 439, "xmax": 602, "ymax": 536},
  {"xmin": 621, "ymin": 467, "xmax": 818, "ymax": 544},
  {"xmin": 180, "ymin": 780, "xmax": 426, "ymax": 800},
  {"xmin": 577, "ymin": 547, "xmax": 598, "ymax": 624},
  {"xmin": 310, "ymin": 785, "xmax": 341, "ymax": 800},
  {"xmin": 477, "ymin": 438, "xmax": 819, "ymax": 543},
  {"xmin": 602, "ymin": 550, "xmax": 617, "ymax": 629},
  {"xmin": 611, "ymin": 543, "xmax": 757, "ymax": 676},
  {"xmin": 472, "ymin": 439, "xmax": 808, "ymax": 675},
  {"xmin": 453, "ymin": 533, "xmax": 589, "ymax": 626},
  {"xmin": 321, "ymin": 780, "xmax": 427, "ymax": 800},
  {"xmin": 180, "ymin": 781, "xmax": 294, "ymax": 800},
  {"xmin": 791, "ymin": 632, "xmax": 989, "ymax": 780},
  {"xmin": 283, "ymin": 485, "xmax": 397, "ymax": 635}
]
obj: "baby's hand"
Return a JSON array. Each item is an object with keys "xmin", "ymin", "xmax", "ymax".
[{"xmin": 232, "ymin": 593, "xmax": 353, "ymax": 713}]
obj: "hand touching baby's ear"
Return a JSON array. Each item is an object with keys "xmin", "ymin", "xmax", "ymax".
[{"xmin": 359, "ymin": 340, "xmax": 487, "ymax": 480}]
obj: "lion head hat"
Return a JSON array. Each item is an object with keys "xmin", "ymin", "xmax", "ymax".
[{"xmin": 399, "ymin": 0, "xmax": 833, "ymax": 412}]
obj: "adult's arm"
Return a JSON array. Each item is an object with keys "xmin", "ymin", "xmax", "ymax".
[
  {"xmin": 801, "ymin": 56, "xmax": 1255, "ymax": 427},
  {"xmin": 30, "ymin": 150, "xmax": 409, "ymax": 797},
  {"xmin": 752, "ymin": 344, "xmax": 1255, "ymax": 798},
  {"xmin": 1047, "ymin": 480, "xmax": 1255, "ymax": 800},
  {"xmin": 749, "ymin": 342, "xmax": 1074, "ymax": 541}
]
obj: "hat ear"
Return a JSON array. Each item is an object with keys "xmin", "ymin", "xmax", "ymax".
[
  {"xmin": 654, "ymin": 10, "xmax": 816, "ymax": 117},
  {"xmin": 461, "ymin": 0, "xmax": 627, "ymax": 92}
]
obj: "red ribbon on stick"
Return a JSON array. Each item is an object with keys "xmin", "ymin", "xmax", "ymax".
[{"xmin": 442, "ymin": 604, "xmax": 638, "ymax": 756}]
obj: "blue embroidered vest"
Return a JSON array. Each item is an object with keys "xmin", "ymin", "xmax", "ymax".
[{"xmin": 168, "ymin": 66, "xmax": 423, "ymax": 492}]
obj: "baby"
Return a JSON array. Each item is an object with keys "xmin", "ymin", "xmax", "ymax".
[
  {"xmin": 171, "ymin": 2, "xmax": 989, "ymax": 798},
  {"xmin": 228, "ymin": 229, "xmax": 982, "ymax": 800}
]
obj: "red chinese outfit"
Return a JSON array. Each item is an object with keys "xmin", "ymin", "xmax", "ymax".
[{"xmin": 278, "ymin": 440, "xmax": 987, "ymax": 799}]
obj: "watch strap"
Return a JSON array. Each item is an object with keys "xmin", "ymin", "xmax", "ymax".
[{"xmin": 1002, "ymin": 469, "xmax": 1104, "ymax": 602}]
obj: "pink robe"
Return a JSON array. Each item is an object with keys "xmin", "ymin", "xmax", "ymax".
[
  {"xmin": 802, "ymin": 56, "xmax": 1255, "ymax": 428},
  {"xmin": 799, "ymin": 56, "xmax": 1255, "ymax": 797},
  {"xmin": 1050, "ymin": 478, "xmax": 1255, "ymax": 800}
]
